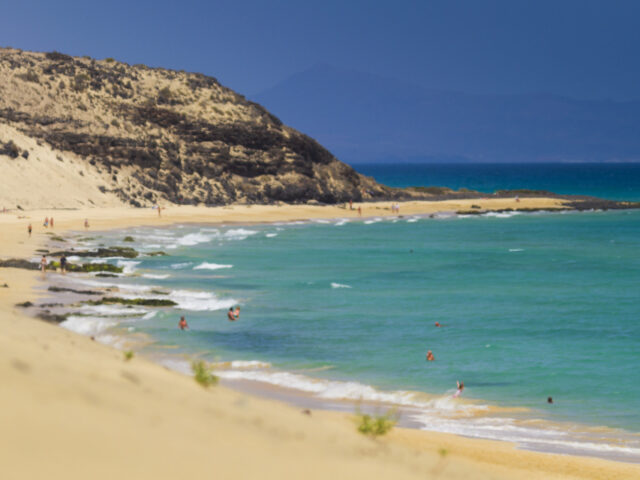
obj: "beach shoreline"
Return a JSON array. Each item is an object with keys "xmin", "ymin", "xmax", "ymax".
[{"xmin": 2, "ymin": 200, "xmax": 640, "ymax": 479}]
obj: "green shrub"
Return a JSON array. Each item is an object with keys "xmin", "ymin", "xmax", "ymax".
[
  {"xmin": 192, "ymin": 360, "xmax": 218, "ymax": 388},
  {"xmin": 355, "ymin": 409, "xmax": 397, "ymax": 437},
  {"xmin": 123, "ymin": 350, "xmax": 134, "ymax": 361},
  {"xmin": 123, "ymin": 236, "xmax": 134, "ymax": 242},
  {"xmin": 105, "ymin": 57, "xmax": 115, "ymax": 63}
]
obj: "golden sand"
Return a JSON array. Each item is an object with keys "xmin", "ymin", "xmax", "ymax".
[{"xmin": 1, "ymin": 201, "xmax": 638, "ymax": 479}]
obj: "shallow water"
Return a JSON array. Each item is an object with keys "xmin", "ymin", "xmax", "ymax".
[{"xmin": 57, "ymin": 209, "xmax": 640, "ymax": 461}]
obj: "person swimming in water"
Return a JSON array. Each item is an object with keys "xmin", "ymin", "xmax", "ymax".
[
  {"xmin": 178, "ymin": 316, "xmax": 188, "ymax": 330},
  {"xmin": 426, "ymin": 350, "xmax": 435, "ymax": 361},
  {"xmin": 453, "ymin": 380, "xmax": 464, "ymax": 398},
  {"xmin": 227, "ymin": 307, "xmax": 238, "ymax": 321}
]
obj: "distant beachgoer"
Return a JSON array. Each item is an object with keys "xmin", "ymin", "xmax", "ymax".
[
  {"xmin": 84, "ymin": 218, "xmax": 90, "ymax": 229},
  {"xmin": 40, "ymin": 255, "xmax": 47, "ymax": 274},
  {"xmin": 453, "ymin": 380, "xmax": 464, "ymax": 398},
  {"xmin": 234, "ymin": 306, "xmax": 240, "ymax": 319},
  {"xmin": 515, "ymin": 195, "xmax": 520, "ymax": 203},
  {"xmin": 43, "ymin": 217, "xmax": 49, "ymax": 228},
  {"xmin": 357, "ymin": 206, "xmax": 362, "ymax": 217},
  {"xmin": 435, "ymin": 322, "xmax": 440, "ymax": 327},
  {"xmin": 395, "ymin": 203, "xmax": 400, "ymax": 214},
  {"xmin": 50, "ymin": 217, "xmax": 54, "ymax": 228},
  {"xmin": 157, "ymin": 205, "xmax": 162, "ymax": 217},
  {"xmin": 60, "ymin": 255, "xmax": 67, "ymax": 274},
  {"xmin": 426, "ymin": 350, "xmax": 435, "ymax": 361},
  {"xmin": 179, "ymin": 316, "xmax": 188, "ymax": 330},
  {"xmin": 227, "ymin": 307, "xmax": 237, "ymax": 321},
  {"xmin": 349, "ymin": 199, "xmax": 353, "ymax": 210},
  {"xmin": 27, "ymin": 223, "xmax": 32, "ymax": 237},
  {"xmin": 547, "ymin": 396, "xmax": 553, "ymax": 404}
]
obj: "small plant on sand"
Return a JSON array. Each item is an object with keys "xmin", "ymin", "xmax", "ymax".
[
  {"xmin": 355, "ymin": 408, "xmax": 397, "ymax": 437},
  {"xmin": 123, "ymin": 236, "xmax": 135, "ymax": 242},
  {"xmin": 123, "ymin": 350, "xmax": 134, "ymax": 361},
  {"xmin": 192, "ymin": 360, "xmax": 218, "ymax": 388}
]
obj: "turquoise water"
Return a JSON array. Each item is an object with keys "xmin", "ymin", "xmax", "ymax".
[
  {"xmin": 61, "ymin": 209, "xmax": 640, "ymax": 460},
  {"xmin": 355, "ymin": 163, "xmax": 640, "ymax": 201}
]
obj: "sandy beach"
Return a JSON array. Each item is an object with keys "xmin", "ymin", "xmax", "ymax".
[{"xmin": 1, "ymin": 200, "xmax": 639, "ymax": 480}]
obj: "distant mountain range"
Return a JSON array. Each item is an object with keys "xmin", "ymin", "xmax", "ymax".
[{"xmin": 253, "ymin": 65, "xmax": 640, "ymax": 163}]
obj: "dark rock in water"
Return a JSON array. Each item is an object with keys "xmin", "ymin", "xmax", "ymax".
[
  {"xmin": 86, "ymin": 297, "xmax": 177, "ymax": 307},
  {"xmin": 123, "ymin": 236, "xmax": 135, "ymax": 242},
  {"xmin": 48, "ymin": 286, "xmax": 101, "ymax": 295},
  {"xmin": 95, "ymin": 273, "xmax": 119, "ymax": 278},
  {"xmin": 0, "ymin": 259, "xmax": 40, "ymax": 270},
  {"xmin": 1, "ymin": 283, "xmax": 8, "ymax": 288},
  {"xmin": 49, "ymin": 246, "xmax": 139, "ymax": 258},
  {"xmin": 16, "ymin": 301, "xmax": 34, "ymax": 307},
  {"xmin": 146, "ymin": 251, "xmax": 167, "ymax": 256},
  {"xmin": 37, "ymin": 311, "xmax": 68, "ymax": 324},
  {"xmin": 39, "ymin": 303, "xmax": 63, "ymax": 307},
  {"xmin": 48, "ymin": 261, "xmax": 124, "ymax": 273}
]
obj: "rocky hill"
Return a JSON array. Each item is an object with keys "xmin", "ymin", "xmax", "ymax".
[{"xmin": 0, "ymin": 48, "xmax": 395, "ymax": 208}]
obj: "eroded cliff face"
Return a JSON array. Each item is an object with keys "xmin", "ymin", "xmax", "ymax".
[{"xmin": 0, "ymin": 49, "xmax": 396, "ymax": 206}]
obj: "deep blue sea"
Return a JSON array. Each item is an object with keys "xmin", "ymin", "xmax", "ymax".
[
  {"xmin": 54, "ymin": 164, "xmax": 640, "ymax": 462},
  {"xmin": 355, "ymin": 163, "xmax": 640, "ymax": 201}
]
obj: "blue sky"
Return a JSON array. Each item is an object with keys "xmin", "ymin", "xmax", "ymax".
[{"xmin": 2, "ymin": 0, "xmax": 639, "ymax": 100}]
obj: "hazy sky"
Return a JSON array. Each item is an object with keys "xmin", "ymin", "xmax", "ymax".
[{"xmin": 2, "ymin": 0, "xmax": 639, "ymax": 100}]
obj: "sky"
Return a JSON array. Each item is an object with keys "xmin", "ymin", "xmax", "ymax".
[{"xmin": 2, "ymin": 0, "xmax": 640, "ymax": 100}]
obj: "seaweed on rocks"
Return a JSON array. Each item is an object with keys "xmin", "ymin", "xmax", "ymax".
[
  {"xmin": 48, "ymin": 261, "xmax": 123, "ymax": 273},
  {"xmin": 16, "ymin": 301, "xmax": 34, "ymax": 307},
  {"xmin": 49, "ymin": 246, "xmax": 139, "ymax": 258},
  {"xmin": 48, "ymin": 286, "xmax": 102, "ymax": 295},
  {"xmin": 86, "ymin": 297, "xmax": 177, "ymax": 307}
]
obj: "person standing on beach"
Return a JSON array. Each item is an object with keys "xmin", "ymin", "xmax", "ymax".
[
  {"xmin": 50, "ymin": 217, "xmax": 54, "ymax": 228},
  {"xmin": 43, "ymin": 217, "xmax": 49, "ymax": 228},
  {"xmin": 84, "ymin": 218, "xmax": 89, "ymax": 229},
  {"xmin": 40, "ymin": 255, "xmax": 47, "ymax": 275},
  {"xmin": 27, "ymin": 223, "xmax": 32, "ymax": 237},
  {"xmin": 178, "ymin": 316, "xmax": 188, "ymax": 330},
  {"xmin": 60, "ymin": 255, "xmax": 67, "ymax": 274},
  {"xmin": 357, "ymin": 206, "xmax": 362, "ymax": 217}
]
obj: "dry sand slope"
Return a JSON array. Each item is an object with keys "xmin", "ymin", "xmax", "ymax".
[{"xmin": 0, "ymin": 206, "xmax": 639, "ymax": 480}]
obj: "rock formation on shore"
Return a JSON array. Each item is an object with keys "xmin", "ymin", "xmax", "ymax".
[{"xmin": 0, "ymin": 48, "xmax": 395, "ymax": 207}]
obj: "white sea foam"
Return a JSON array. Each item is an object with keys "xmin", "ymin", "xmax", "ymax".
[
  {"xmin": 170, "ymin": 262, "xmax": 193, "ymax": 270},
  {"xmin": 334, "ymin": 219, "xmax": 349, "ymax": 226},
  {"xmin": 229, "ymin": 360, "xmax": 272, "ymax": 369},
  {"xmin": 193, "ymin": 262, "xmax": 233, "ymax": 271},
  {"xmin": 483, "ymin": 211, "xmax": 521, "ymax": 218},
  {"xmin": 117, "ymin": 260, "xmax": 141, "ymax": 275},
  {"xmin": 78, "ymin": 304, "xmax": 149, "ymax": 316},
  {"xmin": 168, "ymin": 289, "xmax": 236, "ymax": 312},
  {"xmin": 331, "ymin": 282, "xmax": 352, "ymax": 289},
  {"xmin": 265, "ymin": 233, "xmax": 278, "ymax": 238},
  {"xmin": 177, "ymin": 232, "xmax": 215, "ymax": 246},
  {"xmin": 90, "ymin": 257, "xmax": 126, "ymax": 263},
  {"xmin": 224, "ymin": 228, "xmax": 258, "ymax": 240},
  {"xmin": 509, "ymin": 248, "xmax": 524, "ymax": 252},
  {"xmin": 142, "ymin": 273, "xmax": 171, "ymax": 279},
  {"xmin": 61, "ymin": 315, "xmax": 117, "ymax": 336},
  {"xmin": 406, "ymin": 217, "xmax": 419, "ymax": 223},
  {"xmin": 364, "ymin": 218, "xmax": 383, "ymax": 224},
  {"xmin": 313, "ymin": 219, "xmax": 331, "ymax": 224}
]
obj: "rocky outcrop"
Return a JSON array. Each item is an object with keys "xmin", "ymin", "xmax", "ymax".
[{"xmin": 0, "ymin": 48, "xmax": 398, "ymax": 205}]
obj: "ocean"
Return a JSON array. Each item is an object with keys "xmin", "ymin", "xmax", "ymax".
[
  {"xmin": 52, "ymin": 164, "xmax": 640, "ymax": 463},
  {"xmin": 355, "ymin": 162, "xmax": 640, "ymax": 201}
]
